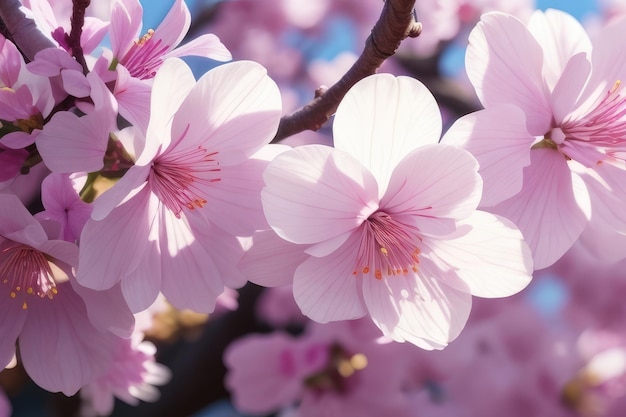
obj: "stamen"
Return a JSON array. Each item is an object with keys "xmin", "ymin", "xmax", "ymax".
[
  {"xmin": 353, "ymin": 211, "xmax": 421, "ymax": 279},
  {"xmin": 120, "ymin": 29, "xmax": 171, "ymax": 79},
  {"xmin": 149, "ymin": 126, "xmax": 221, "ymax": 218},
  {"xmin": 1, "ymin": 243, "xmax": 58, "ymax": 309}
]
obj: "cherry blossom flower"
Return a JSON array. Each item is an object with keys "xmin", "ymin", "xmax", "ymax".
[
  {"xmin": 0, "ymin": 193, "xmax": 121, "ymax": 395},
  {"xmin": 109, "ymin": 0, "xmax": 231, "ymax": 80},
  {"xmin": 77, "ymin": 58, "xmax": 282, "ymax": 313},
  {"xmin": 258, "ymin": 73, "xmax": 532, "ymax": 349},
  {"xmin": 444, "ymin": 10, "xmax": 626, "ymax": 268}
]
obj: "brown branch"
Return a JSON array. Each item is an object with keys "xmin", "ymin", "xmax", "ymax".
[
  {"xmin": 68, "ymin": 0, "xmax": 90, "ymax": 74},
  {"xmin": 0, "ymin": 0, "xmax": 55, "ymax": 61},
  {"xmin": 272, "ymin": 0, "xmax": 421, "ymax": 143}
]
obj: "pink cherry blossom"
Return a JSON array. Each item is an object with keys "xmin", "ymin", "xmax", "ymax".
[
  {"xmin": 79, "ymin": 335, "xmax": 171, "ymax": 417},
  {"xmin": 259, "ymin": 73, "xmax": 533, "ymax": 349},
  {"xmin": 77, "ymin": 58, "xmax": 282, "ymax": 313},
  {"xmin": 445, "ymin": 10, "xmax": 626, "ymax": 268},
  {"xmin": 109, "ymin": 0, "xmax": 231, "ymax": 80},
  {"xmin": 0, "ymin": 193, "xmax": 120, "ymax": 395}
]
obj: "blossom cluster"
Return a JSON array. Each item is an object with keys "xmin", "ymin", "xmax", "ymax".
[{"xmin": 1, "ymin": 0, "xmax": 626, "ymax": 416}]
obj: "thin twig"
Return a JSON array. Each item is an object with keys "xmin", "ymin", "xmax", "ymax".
[
  {"xmin": 272, "ymin": 0, "xmax": 421, "ymax": 143},
  {"xmin": 68, "ymin": 0, "xmax": 90, "ymax": 74},
  {"xmin": 0, "ymin": 0, "xmax": 55, "ymax": 61}
]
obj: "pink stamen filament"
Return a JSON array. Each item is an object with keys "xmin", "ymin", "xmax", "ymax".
[
  {"xmin": 150, "ymin": 143, "xmax": 221, "ymax": 219},
  {"xmin": 0, "ymin": 243, "xmax": 58, "ymax": 309},
  {"xmin": 561, "ymin": 80, "xmax": 626, "ymax": 148},
  {"xmin": 121, "ymin": 30, "xmax": 171, "ymax": 80},
  {"xmin": 354, "ymin": 211, "xmax": 421, "ymax": 279}
]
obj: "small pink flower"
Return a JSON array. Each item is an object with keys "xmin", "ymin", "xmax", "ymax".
[
  {"xmin": 258, "ymin": 74, "xmax": 533, "ymax": 349},
  {"xmin": 109, "ymin": 0, "xmax": 231, "ymax": 80}
]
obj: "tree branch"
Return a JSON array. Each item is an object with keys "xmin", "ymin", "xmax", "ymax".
[
  {"xmin": 68, "ymin": 0, "xmax": 90, "ymax": 74},
  {"xmin": 272, "ymin": 0, "xmax": 420, "ymax": 143},
  {"xmin": 0, "ymin": 0, "xmax": 55, "ymax": 61}
]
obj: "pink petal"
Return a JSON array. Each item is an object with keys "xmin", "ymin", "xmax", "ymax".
[
  {"xmin": 0, "ymin": 295, "xmax": 26, "ymax": 368},
  {"xmin": 293, "ymin": 233, "xmax": 367, "ymax": 323},
  {"xmin": 467, "ymin": 12, "xmax": 552, "ymax": 135},
  {"xmin": 35, "ymin": 110, "xmax": 112, "ymax": 173},
  {"xmin": 80, "ymin": 17, "xmax": 109, "ymax": 54},
  {"xmin": 90, "ymin": 164, "xmax": 150, "ymax": 221},
  {"xmin": 152, "ymin": 0, "xmax": 191, "ymax": 50},
  {"xmin": 202, "ymin": 155, "xmax": 271, "ymax": 237},
  {"xmin": 120, "ymin": 241, "xmax": 162, "ymax": 313},
  {"xmin": 158, "ymin": 211, "xmax": 226, "ymax": 313},
  {"xmin": 549, "ymin": 53, "xmax": 591, "ymax": 124},
  {"xmin": 442, "ymin": 105, "xmax": 535, "ymax": 207},
  {"xmin": 164, "ymin": 33, "xmax": 232, "ymax": 62},
  {"xmin": 423, "ymin": 211, "xmax": 533, "ymax": 298},
  {"xmin": 78, "ymin": 187, "xmax": 153, "ymax": 290},
  {"xmin": 333, "ymin": 74, "xmax": 442, "ymax": 195},
  {"xmin": 140, "ymin": 57, "xmax": 196, "ymax": 164},
  {"xmin": 110, "ymin": 0, "xmax": 143, "ymax": 58},
  {"xmin": 70, "ymin": 280, "xmax": 135, "ymax": 338},
  {"xmin": 115, "ymin": 65, "xmax": 151, "ymax": 134},
  {"xmin": 527, "ymin": 9, "xmax": 592, "ymax": 89},
  {"xmin": 490, "ymin": 149, "xmax": 591, "ymax": 269},
  {"xmin": 169, "ymin": 61, "xmax": 281, "ymax": 165},
  {"xmin": 19, "ymin": 283, "xmax": 116, "ymax": 396},
  {"xmin": 262, "ymin": 145, "xmax": 378, "ymax": 244},
  {"xmin": 361, "ymin": 263, "xmax": 472, "ymax": 350},
  {"xmin": 0, "ymin": 35, "xmax": 23, "ymax": 86},
  {"xmin": 239, "ymin": 230, "xmax": 310, "ymax": 287},
  {"xmin": 381, "ymin": 144, "xmax": 482, "ymax": 222}
]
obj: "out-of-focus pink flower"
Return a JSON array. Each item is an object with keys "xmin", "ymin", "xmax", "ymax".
[
  {"xmin": 259, "ymin": 73, "xmax": 532, "ymax": 349},
  {"xmin": 77, "ymin": 58, "xmax": 282, "ymax": 313},
  {"xmin": 225, "ymin": 319, "xmax": 414, "ymax": 417},
  {"xmin": 0, "ymin": 145, "xmax": 28, "ymax": 183},
  {"xmin": 79, "ymin": 335, "xmax": 171, "ymax": 417},
  {"xmin": 109, "ymin": 0, "xmax": 231, "ymax": 80},
  {"xmin": 444, "ymin": 10, "xmax": 626, "ymax": 268},
  {"xmin": 0, "ymin": 193, "xmax": 121, "ymax": 395}
]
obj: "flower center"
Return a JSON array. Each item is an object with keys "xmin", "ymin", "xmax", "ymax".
[
  {"xmin": 149, "ymin": 144, "xmax": 221, "ymax": 219},
  {"xmin": 121, "ymin": 29, "xmax": 170, "ymax": 79},
  {"xmin": 0, "ymin": 242, "xmax": 58, "ymax": 309},
  {"xmin": 353, "ymin": 211, "xmax": 421, "ymax": 279}
]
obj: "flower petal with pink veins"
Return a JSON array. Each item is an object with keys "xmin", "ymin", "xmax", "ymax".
[
  {"xmin": 577, "ymin": 163, "xmax": 626, "ymax": 262},
  {"xmin": 293, "ymin": 232, "xmax": 367, "ymax": 323},
  {"xmin": 19, "ymin": 283, "xmax": 116, "ymax": 396},
  {"xmin": 151, "ymin": 0, "xmax": 191, "ymax": 50},
  {"xmin": 139, "ymin": 57, "xmax": 196, "ymax": 164},
  {"xmin": 490, "ymin": 149, "xmax": 591, "ymax": 270},
  {"xmin": 423, "ymin": 211, "xmax": 533, "ymax": 298},
  {"xmin": 170, "ymin": 61, "xmax": 281, "ymax": 165},
  {"xmin": 78, "ymin": 186, "xmax": 154, "ymax": 290},
  {"xmin": 202, "ymin": 155, "xmax": 272, "ymax": 237},
  {"xmin": 333, "ymin": 74, "xmax": 442, "ymax": 195},
  {"xmin": 158, "ymin": 211, "xmax": 226, "ymax": 313},
  {"xmin": 527, "ymin": 9, "xmax": 591, "ymax": 90},
  {"xmin": 361, "ymin": 263, "xmax": 472, "ymax": 350},
  {"xmin": 240, "ymin": 230, "xmax": 310, "ymax": 287},
  {"xmin": 120, "ymin": 241, "xmax": 162, "ymax": 313},
  {"xmin": 442, "ymin": 105, "xmax": 535, "ymax": 207},
  {"xmin": 262, "ymin": 145, "xmax": 378, "ymax": 244},
  {"xmin": 467, "ymin": 12, "xmax": 552, "ymax": 135},
  {"xmin": 381, "ymin": 144, "xmax": 482, "ymax": 222}
]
